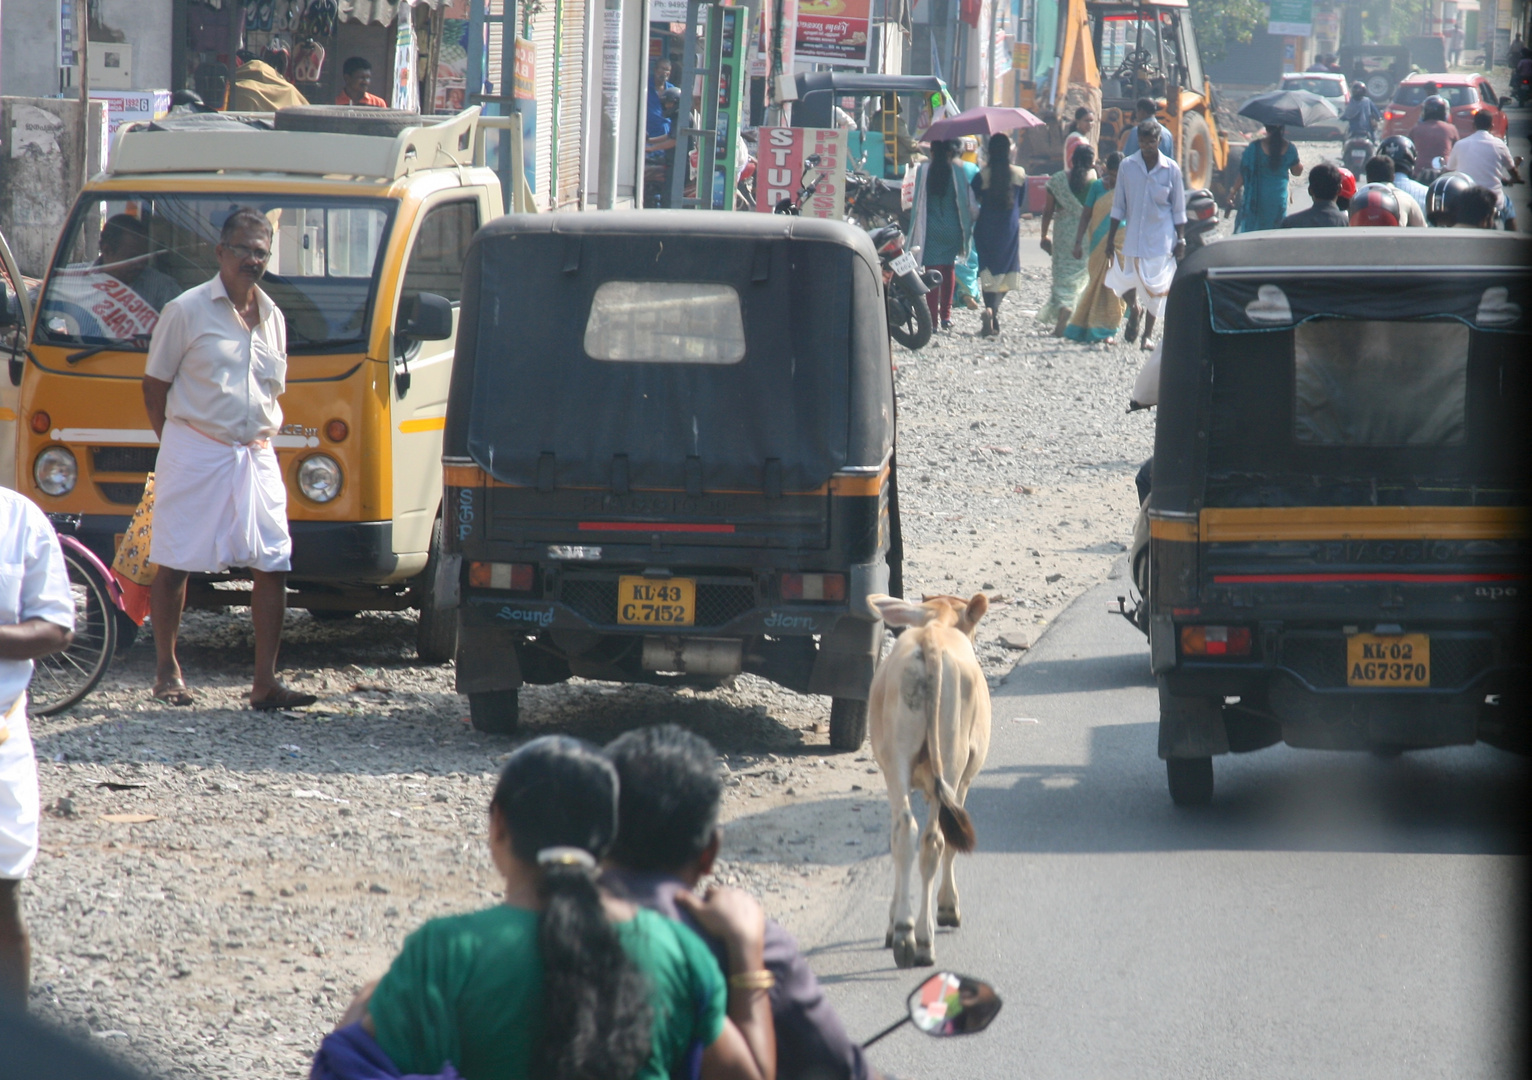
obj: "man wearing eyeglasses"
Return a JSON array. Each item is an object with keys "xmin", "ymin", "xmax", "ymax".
[{"xmin": 140, "ymin": 207, "xmax": 317, "ymax": 712}]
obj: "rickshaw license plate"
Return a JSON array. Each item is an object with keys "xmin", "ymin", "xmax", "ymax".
[
  {"xmin": 1346, "ymin": 634, "xmax": 1430, "ymax": 687},
  {"xmin": 890, "ymin": 252, "xmax": 917, "ymax": 276},
  {"xmin": 617, "ymin": 576, "xmax": 695, "ymax": 627}
]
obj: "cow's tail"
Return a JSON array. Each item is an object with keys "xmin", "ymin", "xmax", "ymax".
[{"xmin": 924, "ymin": 635, "xmax": 976, "ymax": 853}]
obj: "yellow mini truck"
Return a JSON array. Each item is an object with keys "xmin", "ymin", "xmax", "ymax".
[{"xmin": 8, "ymin": 107, "xmax": 507, "ymax": 659}]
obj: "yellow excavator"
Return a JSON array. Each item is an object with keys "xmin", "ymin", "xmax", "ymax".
[{"xmin": 1025, "ymin": 0, "xmax": 1243, "ymax": 198}]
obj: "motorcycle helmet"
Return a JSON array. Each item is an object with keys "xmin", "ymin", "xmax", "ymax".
[
  {"xmin": 1349, "ymin": 182, "xmax": 1402, "ymax": 226},
  {"xmin": 1335, "ymin": 165, "xmax": 1358, "ymax": 210},
  {"xmin": 1378, "ymin": 134, "xmax": 1418, "ymax": 174},
  {"xmin": 1351, "ymin": 81, "xmax": 1369, "ymax": 99},
  {"xmin": 1426, "ymin": 170, "xmax": 1476, "ymax": 225},
  {"xmin": 1421, "ymin": 95, "xmax": 1450, "ymax": 122}
]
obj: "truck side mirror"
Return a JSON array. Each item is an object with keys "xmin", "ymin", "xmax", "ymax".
[{"xmin": 399, "ymin": 292, "xmax": 454, "ymax": 341}]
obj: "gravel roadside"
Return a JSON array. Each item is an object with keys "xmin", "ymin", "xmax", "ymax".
[{"xmin": 25, "ymin": 250, "xmax": 1163, "ymax": 1077}]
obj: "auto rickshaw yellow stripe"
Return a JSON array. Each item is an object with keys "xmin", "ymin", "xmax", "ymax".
[
  {"xmin": 441, "ymin": 463, "xmax": 889, "ymax": 497},
  {"xmin": 399, "ymin": 417, "xmax": 446, "ymax": 434},
  {"xmin": 828, "ymin": 465, "xmax": 890, "ymax": 497},
  {"xmin": 0, "ymin": 408, "xmax": 14, "ymax": 422},
  {"xmin": 1198, "ymin": 506, "xmax": 1530, "ymax": 542}
]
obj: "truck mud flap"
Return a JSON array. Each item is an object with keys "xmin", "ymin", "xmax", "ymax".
[
  {"xmin": 1157, "ymin": 677, "xmax": 1230, "ymax": 759},
  {"xmin": 808, "ymin": 616, "xmax": 882, "ymax": 700},
  {"xmin": 454, "ymin": 621, "xmax": 524, "ymax": 694}
]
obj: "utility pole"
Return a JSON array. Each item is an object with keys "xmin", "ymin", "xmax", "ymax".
[{"xmin": 78, "ymin": 0, "xmax": 91, "ymax": 195}]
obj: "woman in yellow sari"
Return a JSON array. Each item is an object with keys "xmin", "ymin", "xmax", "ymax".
[{"xmin": 1064, "ymin": 151, "xmax": 1126, "ymax": 344}]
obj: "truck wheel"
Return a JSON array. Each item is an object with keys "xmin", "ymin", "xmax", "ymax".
[
  {"xmin": 415, "ymin": 517, "xmax": 459, "ymax": 664},
  {"xmin": 829, "ymin": 698, "xmax": 869, "ymax": 751},
  {"xmin": 1166, "ymin": 757, "xmax": 1214, "ymax": 806},
  {"xmin": 469, "ymin": 689, "xmax": 520, "ymax": 734},
  {"xmin": 1180, "ymin": 110, "xmax": 1214, "ymax": 191}
]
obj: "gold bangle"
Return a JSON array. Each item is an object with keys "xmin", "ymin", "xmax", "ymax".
[{"xmin": 728, "ymin": 970, "xmax": 775, "ymax": 991}]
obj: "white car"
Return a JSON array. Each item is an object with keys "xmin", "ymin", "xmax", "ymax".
[{"xmin": 1279, "ymin": 72, "xmax": 1351, "ymax": 138}]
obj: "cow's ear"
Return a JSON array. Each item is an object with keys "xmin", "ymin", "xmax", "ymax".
[
  {"xmin": 866, "ymin": 593, "xmax": 932, "ymax": 627},
  {"xmin": 958, "ymin": 592, "xmax": 989, "ymax": 634}
]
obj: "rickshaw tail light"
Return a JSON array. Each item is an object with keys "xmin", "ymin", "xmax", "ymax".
[
  {"xmin": 30, "ymin": 411, "xmax": 51, "ymax": 434},
  {"xmin": 1181, "ymin": 625, "xmax": 1252, "ymax": 657},
  {"xmin": 468, "ymin": 561, "xmax": 533, "ymax": 591},
  {"xmin": 781, "ymin": 573, "xmax": 846, "ymax": 602}
]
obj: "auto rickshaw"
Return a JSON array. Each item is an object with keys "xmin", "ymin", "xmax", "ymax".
[
  {"xmin": 439, "ymin": 211, "xmax": 902, "ymax": 748},
  {"xmin": 1130, "ymin": 230, "xmax": 1530, "ymax": 805}
]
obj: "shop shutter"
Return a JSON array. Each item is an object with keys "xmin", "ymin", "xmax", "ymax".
[
  {"xmin": 530, "ymin": 4, "xmax": 557, "ymax": 208},
  {"xmin": 555, "ymin": 0, "xmax": 586, "ymax": 207}
]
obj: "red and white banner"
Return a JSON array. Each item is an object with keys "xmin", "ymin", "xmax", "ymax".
[
  {"xmin": 754, "ymin": 126, "xmax": 847, "ymax": 219},
  {"xmin": 795, "ymin": 0, "xmax": 871, "ymax": 67}
]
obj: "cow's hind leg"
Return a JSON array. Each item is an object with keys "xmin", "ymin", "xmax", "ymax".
[
  {"xmin": 936, "ymin": 774, "xmax": 972, "ymax": 928},
  {"xmin": 913, "ymin": 799, "xmax": 944, "ymax": 967},
  {"xmin": 886, "ymin": 782, "xmax": 919, "ymax": 967}
]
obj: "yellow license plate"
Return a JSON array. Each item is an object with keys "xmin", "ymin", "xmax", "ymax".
[
  {"xmin": 617, "ymin": 576, "xmax": 695, "ymax": 627},
  {"xmin": 1346, "ymin": 634, "xmax": 1430, "ymax": 687}
]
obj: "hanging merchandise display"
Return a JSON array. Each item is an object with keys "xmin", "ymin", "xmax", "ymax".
[
  {"xmin": 394, "ymin": 3, "xmax": 420, "ymax": 110},
  {"xmin": 700, "ymin": 1, "xmax": 751, "ymax": 209}
]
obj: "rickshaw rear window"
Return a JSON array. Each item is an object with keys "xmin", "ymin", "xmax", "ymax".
[
  {"xmin": 1293, "ymin": 320, "xmax": 1467, "ymax": 446},
  {"xmin": 584, "ymin": 281, "xmax": 746, "ymax": 364}
]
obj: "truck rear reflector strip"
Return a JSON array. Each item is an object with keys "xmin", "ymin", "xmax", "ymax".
[
  {"xmin": 578, "ymin": 522, "xmax": 737, "ymax": 534},
  {"xmin": 1212, "ymin": 573, "xmax": 1522, "ymax": 584}
]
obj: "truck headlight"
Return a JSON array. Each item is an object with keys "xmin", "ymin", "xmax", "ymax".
[
  {"xmin": 34, "ymin": 446, "xmax": 77, "ymax": 496},
  {"xmin": 298, "ymin": 454, "xmax": 343, "ymax": 502}
]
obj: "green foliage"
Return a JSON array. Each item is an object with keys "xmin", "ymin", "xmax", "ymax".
[{"xmin": 1189, "ymin": 0, "xmax": 1270, "ymax": 64}]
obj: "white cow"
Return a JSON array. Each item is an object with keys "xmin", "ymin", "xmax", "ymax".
[{"xmin": 866, "ymin": 593, "xmax": 992, "ymax": 968}]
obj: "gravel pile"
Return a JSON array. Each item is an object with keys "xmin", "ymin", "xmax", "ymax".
[{"xmin": 25, "ymin": 257, "xmax": 1166, "ymax": 1077}]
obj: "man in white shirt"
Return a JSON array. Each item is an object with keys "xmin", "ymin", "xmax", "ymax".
[
  {"xmin": 1447, "ymin": 110, "xmax": 1523, "ymax": 231},
  {"xmin": 0, "ymin": 488, "xmax": 74, "ymax": 1009},
  {"xmin": 1104, "ymin": 120, "xmax": 1187, "ymax": 350},
  {"xmin": 142, "ymin": 207, "xmax": 317, "ymax": 711}
]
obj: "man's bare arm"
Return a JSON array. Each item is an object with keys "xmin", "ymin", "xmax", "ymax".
[
  {"xmin": 143, "ymin": 376, "xmax": 171, "ymax": 440},
  {"xmin": 0, "ymin": 618, "xmax": 72, "ymax": 661}
]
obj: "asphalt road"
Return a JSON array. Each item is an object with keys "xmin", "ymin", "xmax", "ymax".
[{"xmin": 809, "ymin": 569, "xmax": 1527, "ymax": 1080}]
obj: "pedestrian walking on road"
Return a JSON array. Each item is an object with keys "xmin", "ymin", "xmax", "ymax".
[
  {"xmin": 1105, "ymin": 121, "xmax": 1187, "ymax": 350},
  {"xmin": 970, "ymin": 132, "xmax": 1028, "ymax": 337},
  {"xmin": 1449, "ymin": 22, "xmax": 1464, "ymax": 66},
  {"xmin": 319, "ymin": 735, "xmax": 777, "ymax": 1080},
  {"xmin": 1066, "ymin": 151, "xmax": 1128, "ymax": 342},
  {"xmin": 1038, "ymin": 145, "xmax": 1096, "ymax": 336},
  {"xmin": 0, "ymin": 488, "xmax": 75, "ymax": 1010},
  {"xmin": 1230, "ymin": 124, "xmax": 1303, "ymax": 233},
  {"xmin": 908, "ymin": 140, "xmax": 978, "ymax": 331},
  {"xmin": 604, "ymin": 724, "xmax": 889, "ymax": 1080},
  {"xmin": 1063, "ymin": 107, "xmax": 1096, "ymax": 169},
  {"xmin": 141, "ymin": 207, "xmax": 317, "ymax": 711}
]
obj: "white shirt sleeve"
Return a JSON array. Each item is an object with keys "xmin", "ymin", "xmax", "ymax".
[
  {"xmin": 20, "ymin": 500, "xmax": 74, "ymax": 631},
  {"xmin": 1169, "ymin": 161, "xmax": 1187, "ymax": 226},
  {"xmin": 143, "ymin": 295, "xmax": 188, "ymax": 383},
  {"xmin": 1111, "ymin": 164, "xmax": 1130, "ymax": 222}
]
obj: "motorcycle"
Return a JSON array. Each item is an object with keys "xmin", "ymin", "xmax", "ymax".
[
  {"xmin": 843, "ymin": 166, "xmax": 908, "ymax": 231},
  {"xmin": 862, "ymin": 971, "xmax": 1003, "ymax": 1048},
  {"xmin": 868, "ymin": 222, "xmax": 936, "ymax": 351},
  {"xmin": 1514, "ymin": 70, "xmax": 1531, "ymax": 107},
  {"xmin": 1342, "ymin": 133, "xmax": 1376, "ymax": 177},
  {"xmin": 1183, "ymin": 187, "xmax": 1220, "ymax": 254},
  {"xmin": 31, "ymin": 514, "xmax": 132, "ymax": 716}
]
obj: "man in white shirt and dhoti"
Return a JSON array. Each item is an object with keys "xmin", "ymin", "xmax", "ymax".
[
  {"xmin": 1105, "ymin": 120, "xmax": 1188, "ymax": 350},
  {"xmin": 142, "ymin": 207, "xmax": 317, "ymax": 711},
  {"xmin": 0, "ymin": 488, "xmax": 75, "ymax": 1008}
]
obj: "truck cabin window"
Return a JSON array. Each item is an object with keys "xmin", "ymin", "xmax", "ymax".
[
  {"xmin": 1292, "ymin": 319, "xmax": 1468, "ymax": 446},
  {"xmin": 38, "ymin": 195, "xmax": 392, "ymax": 352},
  {"xmin": 583, "ymin": 281, "xmax": 746, "ymax": 365}
]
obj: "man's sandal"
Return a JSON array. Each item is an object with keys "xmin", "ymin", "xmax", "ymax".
[
  {"xmin": 152, "ymin": 680, "xmax": 195, "ymax": 707},
  {"xmin": 249, "ymin": 684, "xmax": 319, "ymax": 711}
]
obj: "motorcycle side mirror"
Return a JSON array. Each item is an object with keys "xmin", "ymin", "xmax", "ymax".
[
  {"xmin": 908, "ymin": 972, "xmax": 1003, "ymax": 1038},
  {"xmin": 1431, "ymin": 155, "xmax": 1445, "ymax": 170},
  {"xmin": 806, "ymin": 153, "xmax": 822, "ymax": 166}
]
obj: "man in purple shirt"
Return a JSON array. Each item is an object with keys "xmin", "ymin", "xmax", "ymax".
[{"xmin": 604, "ymin": 725, "xmax": 884, "ymax": 1080}]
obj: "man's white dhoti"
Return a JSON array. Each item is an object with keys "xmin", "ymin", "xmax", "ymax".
[
  {"xmin": 1105, "ymin": 253, "xmax": 1176, "ymax": 319},
  {"xmin": 150, "ymin": 419, "xmax": 292, "ymax": 574},
  {"xmin": 0, "ymin": 694, "xmax": 39, "ymax": 880}
]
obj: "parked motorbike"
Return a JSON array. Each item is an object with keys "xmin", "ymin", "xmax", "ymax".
[
  {"xmin": 1342, "ymin": 134, "xmax": 1376, "ymax": 176},
  {"xmin": 868, "ymin": 222, "xmax": 936, "ymax": 351},
  {"xmin": 862, "ymin": 971, "xmax": 1003, "ymax": 1048},
  {"xmin": 844, "ymin": 167, "xmax": 908, "ymax": 231},
  {"xmin": 31, "ymin": 514, "xmax": 131, "ymax": 716},
  {"xmin": 1183, "ymin": 187, "xmax": 1220, "ymax": 253}
]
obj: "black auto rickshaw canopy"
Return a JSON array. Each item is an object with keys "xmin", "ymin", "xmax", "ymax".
[
  {"xmin": 1152, "ymin": 229, "xmax": 1532, "ymax": 513},
  {"xmin": 791, "ymin": 73, "xmax": 952, "ymax": 129},
  {"xmin": 445, "ymin": 210, "xmax": 892, "ymax": 496}
]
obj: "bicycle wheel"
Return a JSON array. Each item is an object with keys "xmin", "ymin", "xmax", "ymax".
[{"xmin": 29, "ymin": 548, "xmax": 118, "ymax": 717}]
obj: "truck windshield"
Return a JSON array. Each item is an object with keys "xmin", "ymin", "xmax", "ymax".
[{"xmin": 37, "ymin": 194, "xmax": 394, "ymax": 353}]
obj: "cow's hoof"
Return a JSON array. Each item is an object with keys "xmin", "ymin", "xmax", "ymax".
[
  {"xmin": 937, "ymin": 907, "xmax": 961, "ymax": 928},
  {"xmin": 913, "ymin": 942, "xmax": 936, "ymax": 967},
  {"xmin": 892, "ymin": 934, "xmax": 918, "ymax": 968}
]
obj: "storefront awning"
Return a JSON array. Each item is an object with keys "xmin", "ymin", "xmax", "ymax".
[{"xmin": 338, "ymin": 0, "xmax": 445, "ymax": 25}]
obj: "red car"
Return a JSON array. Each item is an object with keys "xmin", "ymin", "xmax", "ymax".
[{"xmin": 1383, "ymin": 73, "xmax": 1509, "ymax": 140}]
